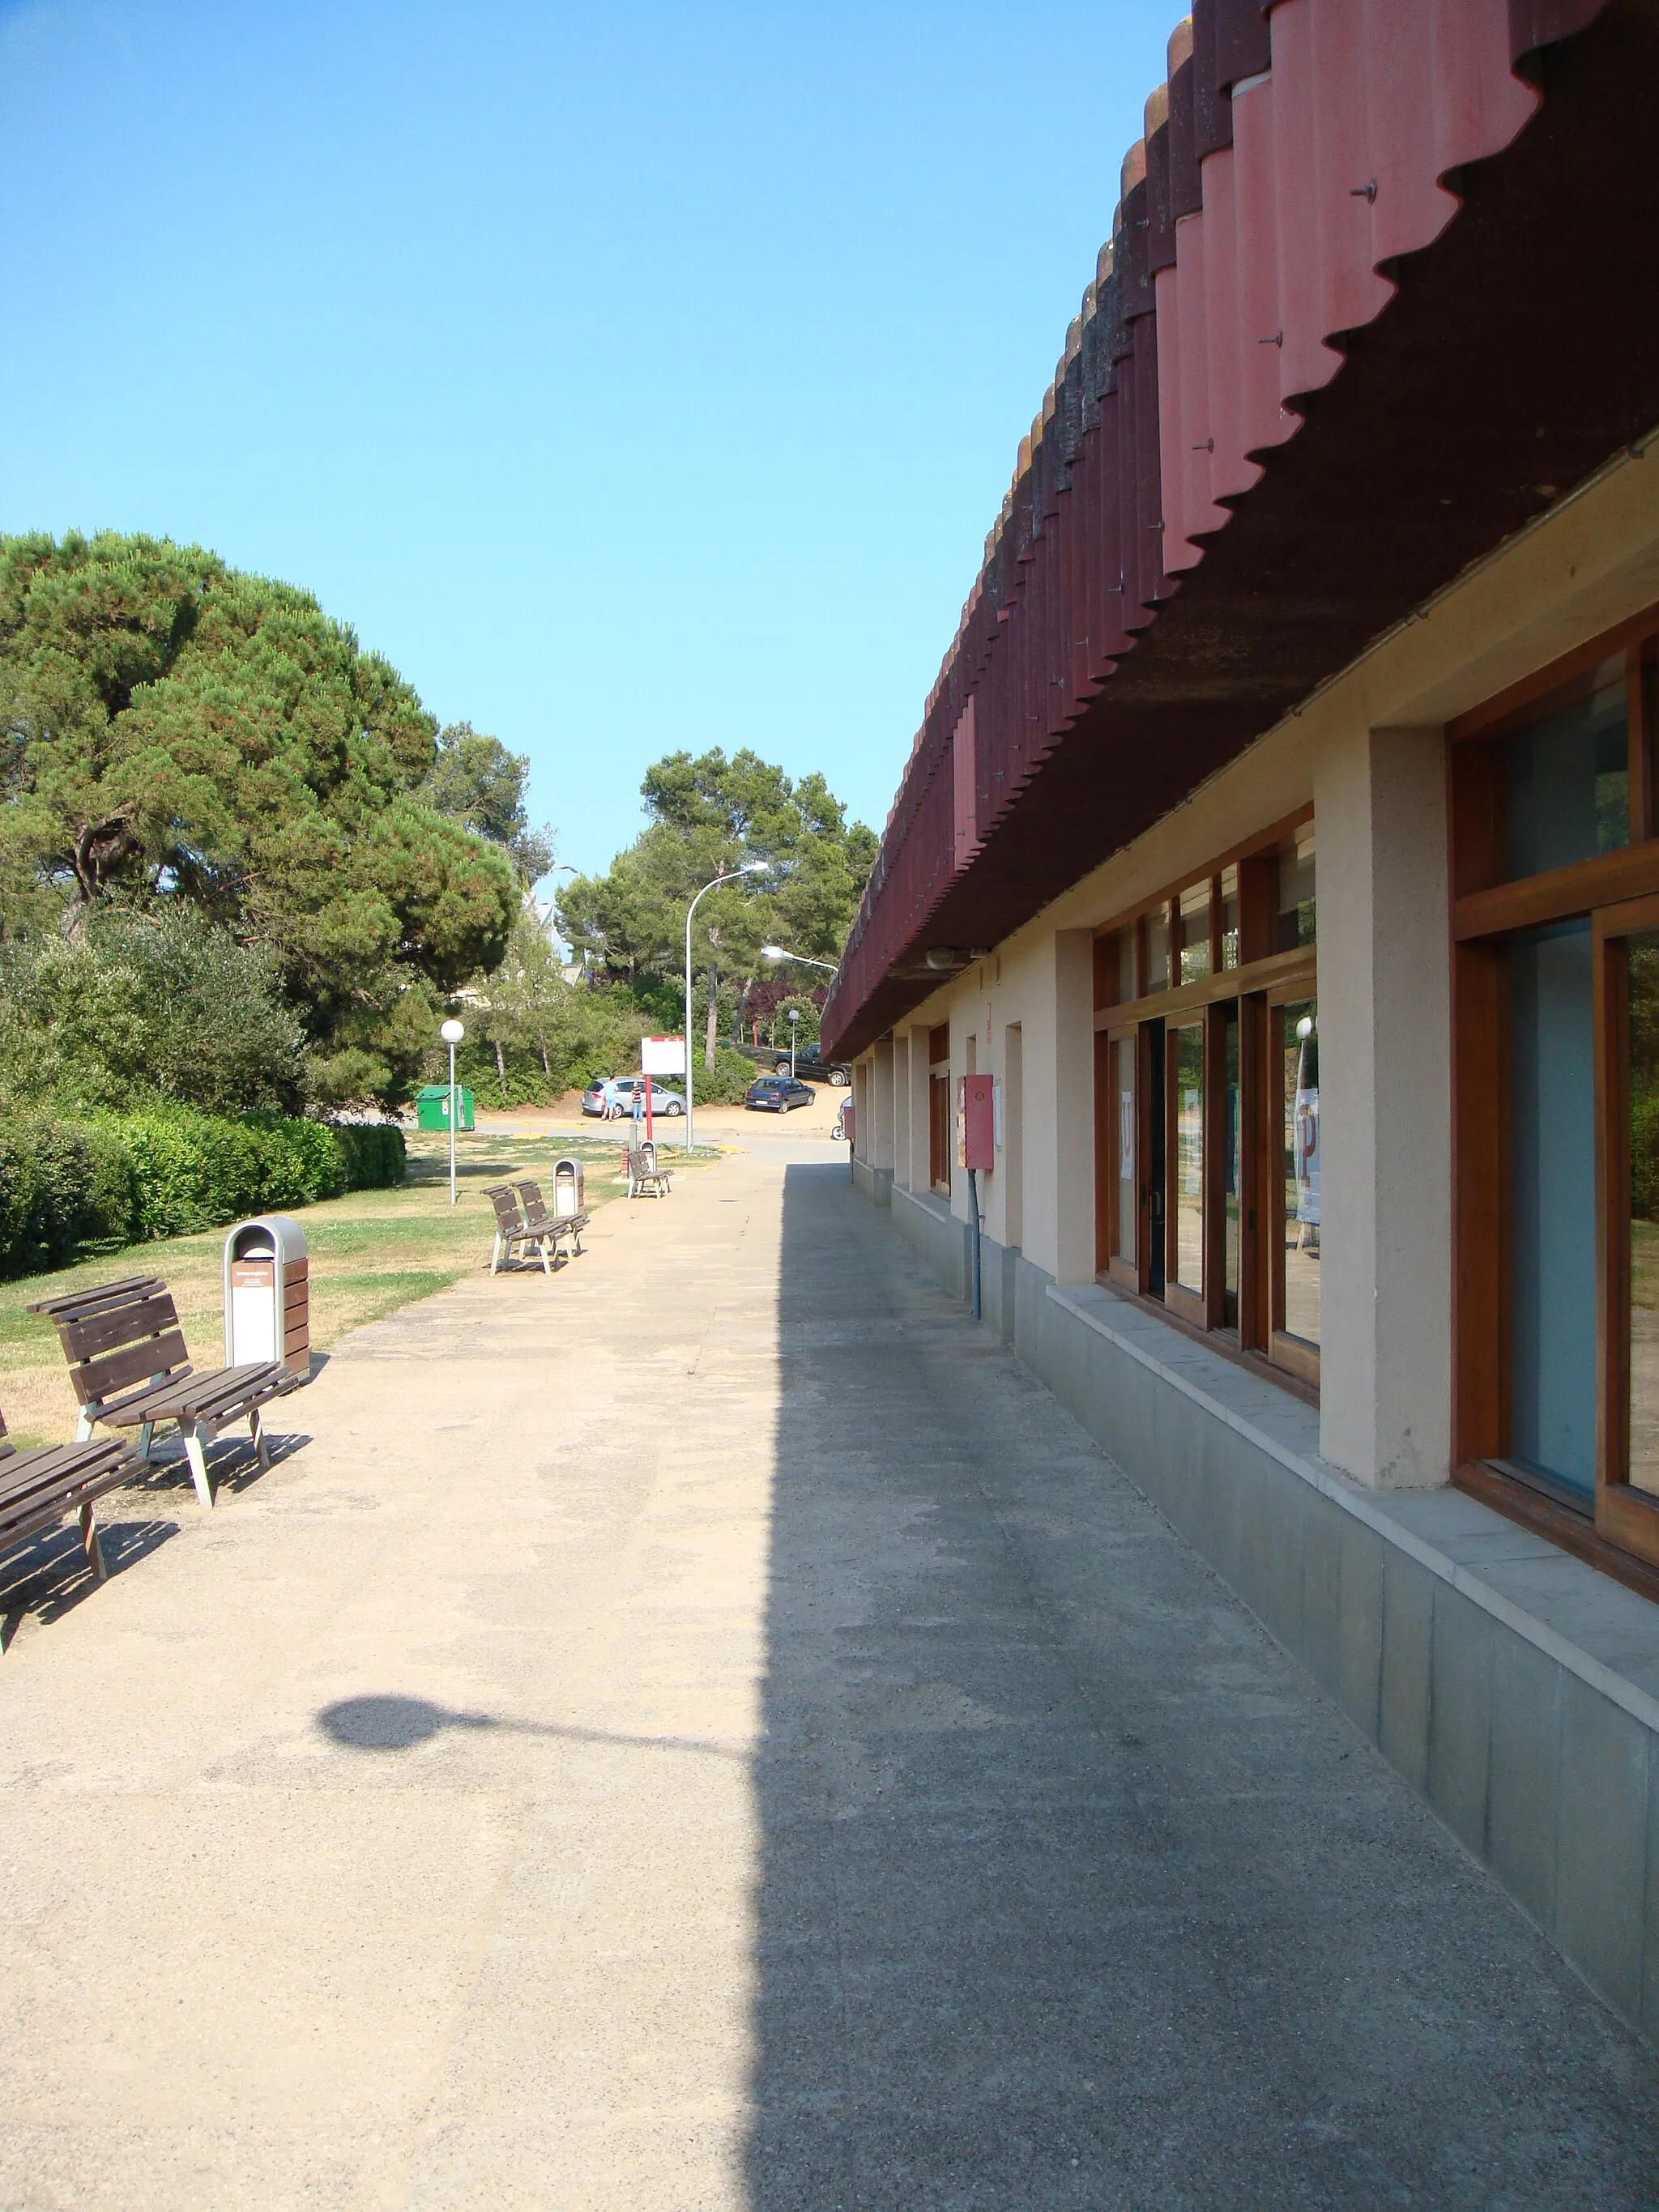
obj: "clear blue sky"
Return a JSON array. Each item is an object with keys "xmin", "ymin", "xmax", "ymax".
[{"xmin": 0, "ymin": 0, "xmax": 1175, "ymax": 880}]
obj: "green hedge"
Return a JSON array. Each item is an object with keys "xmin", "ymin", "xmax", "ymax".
[{"xmin": 0, "ymin": 1110, "xmax": 405, "ymax": 1279}]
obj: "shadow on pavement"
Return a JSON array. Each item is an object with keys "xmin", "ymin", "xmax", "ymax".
[
  {"xmin": 740, "ymin": 1161, "xmax": 1659, "ymax": 2210},
  {"xmin": 316, "ymin": 1693, "xmax": 745, "ymax": 1762}
]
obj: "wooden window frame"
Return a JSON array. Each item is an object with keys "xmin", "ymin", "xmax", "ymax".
[
  {"xmin": 1450, "ymin": 601, "xmax": 1659, "ymax": 1591},
  {"xmin": 1593, "ymin": 893, "xmax": 1659, "ymax": 1566},
  {"xmin": 1089, "ymin": 816, "xmax": 1320, "ymax": 1393}
]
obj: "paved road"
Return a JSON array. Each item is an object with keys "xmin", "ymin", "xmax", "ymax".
[{"xmin": 0, "ymin": 1139, "xmax": 1656, "ymax": 2208}]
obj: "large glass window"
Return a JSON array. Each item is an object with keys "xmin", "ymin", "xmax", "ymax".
[
  {"xmin": 1220, "ymin": 867, "xmax": 1240, "ymax": 971},
  {"xmin": 1178, "ymin": 885, "xmax": 1211, "ymax": 984},
  {"xmin": 1451, "ymin": 613, "xmax": 1659, "ymax": 1583},
  {"xmin": 1503, "ymin": 663, "xmax": 1627, "ymax": 880},
  {"xmin": 1277, "ymin": 826, "xmax": 1316, "ymax": 951},
  {"xmin": 1171, "ymin": 1024, "xmax": 1205, "ymax": 1297},
  {"xmin": 1146, "ymin": 907, "xmax": 1170, "ymax": 992},
  {"xmin": 1508, "ymin": 923, "xmax": 1596, "ymax": 1498},
  {"xmin": 1278, "ymin": 999, "xmax": 1321, "ymax": 1351},
  {"xmin": 1112, "ymin": 1038, "xmax": 1136, "ymax": 1268},
  {"xmin": 1627, "ymin": 931, "xmax": 1659, "ymax": 1498}
]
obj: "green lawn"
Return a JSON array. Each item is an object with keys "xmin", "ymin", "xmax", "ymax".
[{"xmin": 0, "ymin": 1126, "xmax": 719, "ymax": 1449}]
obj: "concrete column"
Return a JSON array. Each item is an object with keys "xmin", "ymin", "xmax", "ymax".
[
  {"xmin": 1314, "ymin": 725, "xmax": 1452, "ymax": 1489},
  {"xmin": 1023, "ymin": 931, "xmax": 1098, "ymax": 1285},
  {"xmin": 1003, "ymin": 1023, "xmax": 1024, "ymax": 1251},
  {"xmin": 906, "ymin": 1026, "xmax": 932, "ymax": 1193},
  {"xmin": 893, "ymin": 1036, "xmax": 912, "ymax": 1188},
  {"xmin": 871, "ymin": 1038, "xmax": 895, "ymax": 1170}
]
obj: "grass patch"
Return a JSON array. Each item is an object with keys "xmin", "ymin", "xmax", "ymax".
[{"xmin": 0, "ymin": 1126, "xmax": 710, "ymax": 1449}]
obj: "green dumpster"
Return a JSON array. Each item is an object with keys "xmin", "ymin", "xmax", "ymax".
[{"xmin": 416, "ymin": 1083, "xmax": 475, "ymax": 1132}]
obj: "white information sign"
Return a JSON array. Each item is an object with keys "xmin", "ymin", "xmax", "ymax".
[{"xmin": 642, "ymin": 1034, "xmax": 687, "ymax": 1076}]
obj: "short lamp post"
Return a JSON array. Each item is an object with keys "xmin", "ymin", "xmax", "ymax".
[
  {"xmin": 787, "ymin": 1007, "xmax": 800, "ymax": 1078},
  {"xmin": 440, "ymin": 1017, "xmax": 465, "ymax": 1204},
  {"xmin": 684, "ymin": 862, "xmax": 768, "ymax": 1155}
]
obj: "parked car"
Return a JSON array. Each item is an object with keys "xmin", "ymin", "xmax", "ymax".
[
  {"xmin": 745, "ymin": 1076, "xmax": 817, "ymax": 1113},
  {"xmin": 787, "ymin": 1045, "xmax": 851, "ymax": 1088},
  {"xmin": 731, "ymin": 1040, "xmax": 851, "ymax": 1086},
  {"xmin": 582, "ymin": 1076, "xmax": 686, "ymax": 1119}
]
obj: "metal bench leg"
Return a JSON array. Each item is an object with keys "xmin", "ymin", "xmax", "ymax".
[
  {"xmin": 75, "ymin": 1409, "xmax": 94, "ymax": 1443},
  {"xmin": 137, "ymin": 1421, "xmax": 154, "ymax": 1462},
  {"xmin": 182, "ymin": 1424, "xmax": 215, "ymax": 1510},
  {"xmin": 78, "ymin": 1502, "xmax": 108, "ymax": 1584},
  {"xmin": 490, "ymin": 1232, "xmax": 503, "ymax": 1276},
  {"xmin": 539, "ymin": 1234, "xmax": 553, "ymax": 1278},
  {"xmin": 249, "ymin": 1405, "xmax": 271, "ymax": 1470}
]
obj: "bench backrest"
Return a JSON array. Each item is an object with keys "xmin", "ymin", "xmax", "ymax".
[
  {"xmin": 25, "ymin": 1276, "xmax": 191, "ymax": 1410},
  {"xmin": 514, "ymin": 1180, "xmax": 549, "ymax": 1225},
  {"xmin": 486, "ymin": 1186, "xmax": 524, "ymax": 1230}
]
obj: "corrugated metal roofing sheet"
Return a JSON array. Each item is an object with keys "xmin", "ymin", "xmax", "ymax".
[{"xmin": 823, "ymin": 0, "xmax": 1659, "ymax": 1060}]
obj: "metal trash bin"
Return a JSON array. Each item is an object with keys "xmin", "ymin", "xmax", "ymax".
[
  {"xmin": 224, "ymin": 1215, "xmax": 310, "ymax": 1379},
  {"xmin": 552, "ymin": 1157, "xmax": 585, "ymax": 1217},
  {"xmin": 415, "ymin": 1084, "xmax": 475, "ymax": 1132}
]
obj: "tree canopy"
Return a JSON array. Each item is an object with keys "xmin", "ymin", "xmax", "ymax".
[
  {"xmin": 422, "ymin": 720, "xmax": 555, "ymax": 886},
  {"xmin": 0, "ymin": 530, "xmax": 522, "ymax": 1102},
  {"xmin": 555, "ymin": 746, "xmax": 875, "ymax": 995}
]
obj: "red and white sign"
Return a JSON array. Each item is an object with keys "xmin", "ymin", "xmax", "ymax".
[{"xmin": 642, "ymin": 1035, "xmax": 686, "ymax": 1076}]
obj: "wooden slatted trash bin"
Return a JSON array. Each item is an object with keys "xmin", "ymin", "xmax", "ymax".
[{"xmin": 223, "ymin": 1216, "xmax": 310, "ymax": 1380}]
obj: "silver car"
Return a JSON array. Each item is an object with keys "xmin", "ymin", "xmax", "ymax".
[{"xmin": 584, "ymin": 1076, "xmax": 685, "ymax": 1120}]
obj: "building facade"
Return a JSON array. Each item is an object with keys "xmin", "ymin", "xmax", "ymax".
[{"xmin": 823, "ymin": 0, "xmax": 1659, "ymax": 2040}]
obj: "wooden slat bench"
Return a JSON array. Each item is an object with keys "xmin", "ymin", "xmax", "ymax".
[
  {"xmin": 486, "ymin": 1186, "xmax": 559, "ymax": 1276},
  {"xmin": 514, "ymin": 1180, "xmax": 587, "ymax": 1261},
  {"xmin": 0, "ymin": 1409, "xmax": 138, "ymax": 1599},
  {"xmin": 26, "ymin": 1274, "xmax": 298, "ymax": 1511},
  {"xmin": 626, "ymin": 1145, "xmax": 673, "ymax": 1199}
]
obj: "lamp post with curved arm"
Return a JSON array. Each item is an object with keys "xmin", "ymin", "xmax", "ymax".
[
  {"xmin": 759, "ymin": 944, "xmax": 838, "ymax": 974},
  {"xmin": 684, "ymin": 863, "xmax": 768, "ymax": 1153},
  {"xmin": 761, "ymin": 944, "xmax": 838, "ymax": 1080}
]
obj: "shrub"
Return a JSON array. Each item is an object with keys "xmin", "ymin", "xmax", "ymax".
[
  {"xmin": 333, "ymin": 1122, "xmax": 407, "ymax": 1191},
  {"xmin": 0, "ymin": 906, "xmax": 306, "ymax": 1115},
  {"xmin": 698, "ymin": 1045, "xmax": 763, "ymax": 1106},
  {"xmin": 0, "ymin": 1121, "xmax": 97, "ymax": 1276},
  {"xmin": 0, "ymin": 1110, "xmax": 405, "ymax": 1278}
]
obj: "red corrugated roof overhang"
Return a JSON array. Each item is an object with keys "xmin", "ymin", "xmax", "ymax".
[{"xmin": 822, "ymin": 0, "xmax": 1659, "ymax": 1061}]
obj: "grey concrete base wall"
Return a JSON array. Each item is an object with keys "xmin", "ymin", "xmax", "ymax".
[
  {"xmin": 851, "ymin": 1160, "xmax": 893, "ymax": 1208},
  {"xmin": 891, "ymin": 1184, "xmax": 968, "ymax": 1302},
  {"xmin": 859, "ymin": 1178, "xmax": 1659, "ymax": 2048}
]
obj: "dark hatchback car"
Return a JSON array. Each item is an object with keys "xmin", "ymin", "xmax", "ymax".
[{"xmin": 745, "ymin": 1076, "xmax": 816, "ymax": 1113}]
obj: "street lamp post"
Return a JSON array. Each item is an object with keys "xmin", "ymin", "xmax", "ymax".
[
  {"xmin": 763, "ymin": 944, "xmax": 836, "ymax": 1085},
  {"xmin": 684, "ymin": 863, "xmax": 768, "ymax": 1155},
  {"xmin": 760, "ymin": 944, "xmax": 838, "ymax": 974},
  {"xmin": 440, "ymin": 1017, "xmax": 465, "ymax": 1204}
]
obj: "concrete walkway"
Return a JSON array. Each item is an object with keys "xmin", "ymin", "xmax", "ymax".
[{"xmin": 1, "ymin": 1142, "xmax": 1657, "ymax": 2208}]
